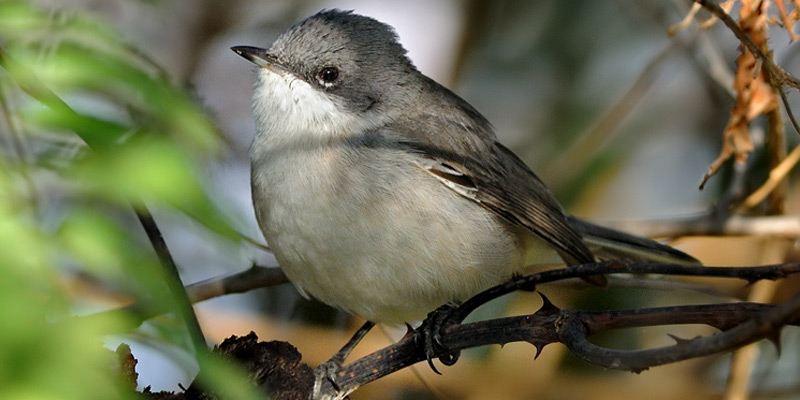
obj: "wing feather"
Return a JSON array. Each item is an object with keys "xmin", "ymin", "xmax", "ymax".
[{"xmin": 382, "ymin": 76, "xmax": 595, "ymax": 266}]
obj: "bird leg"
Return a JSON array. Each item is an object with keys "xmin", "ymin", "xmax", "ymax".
[{"xmin": 314, "ymin": 319, "xmax": 375, "ymax": 394}]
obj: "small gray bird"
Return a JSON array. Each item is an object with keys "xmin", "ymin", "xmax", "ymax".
[{"xmin": 233, "ymin": 10, "xmax": 695, "ymax": 325}]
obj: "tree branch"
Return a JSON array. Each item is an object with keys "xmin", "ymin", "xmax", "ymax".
[
  {"xmin": 306, "ymin": 260, "xmax": 800, "ymax": 398},
  {"xmin": 134, "ymin": 207, "xmax": 208, "ymax": 355},
  {"xmin": 187, "ymin": 264, "xmax": 289, "ymax": 303},
  {"xmin": 74, "ymin": 265, "xmax": 288, "ymax": 334},
  {"xmin": 694, "ymin": 0, "xmax": 800, "ymax": 91},
  {"xmin": 134, "ymin": 261, "xmax": 800, "ymax": 399},
  {"xmin": 598, "ymin": 213, "xmax": 800, "ymax": 238}
]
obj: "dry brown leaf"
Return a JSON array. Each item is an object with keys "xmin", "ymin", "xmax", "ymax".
[{"xmin": 701, "ymin": 0, "xmax": 780, "ymax": 189}]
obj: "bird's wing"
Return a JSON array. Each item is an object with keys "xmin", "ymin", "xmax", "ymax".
[
  {"xmin": 386, "ymin": 106, "xmax": 595, "ymax": 266},
  {"xmin": 415, "ymin": 141, "xmax": 595, "ymax": 266}
]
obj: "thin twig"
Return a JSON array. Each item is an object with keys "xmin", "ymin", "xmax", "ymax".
[
  {"xmin": 547, "ymin": 40, "xmax": 680, "ymax": 188},
  {"xmin": 73, "ymin": 265, "xmax": 288, "ymax": 334},
  {"xmin": 669, "ymin": 0, "xmax": 737, "ymax": 96},
  {"xmin": 134, "ymin": 207, "xmax": 208, "ymax": 355},
  {"xmin": 598, "ymin": 213, "xmax": 800, "ymax": 238},
  {"xmin": 738, "ymin": 144, "xmax": 800, "ymax": 211},
  {"xmin": 669, "ymin": 2, "xmax": 704, "ymax": 35},
  {"xmin": 694, "ymin": 0, "xmax": 800, "ymax": 90},
  {"xmin": 445, "ymin": 260, "xmax": 800, "ymax": 325},
  {"xmin": 187, "ymin": 264, "xmax": 288, "ymax": 303},
  {"xmin": 557, "ymin": 292, "xmax": 800, "ymax": 372},
  {"xmin": 0, "ymin": 45, "xmax": 209, "ymax": 356},
  {"xmin": 779, "ymin": 87, "xmax": 800, "ymax": 137}
]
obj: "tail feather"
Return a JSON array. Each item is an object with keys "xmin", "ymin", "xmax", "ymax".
[{"xmin": 567, "ymin": 216, "xmax": 699, "ymax": 265}]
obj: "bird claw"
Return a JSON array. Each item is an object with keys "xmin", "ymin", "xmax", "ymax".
[
  {"xmin": 313, "ymin": 354, "xmax": 351, "ymax": 399},
  {"xmin": 312, "ymin": 320, "xmax": 375, "ymax": 399},
  {"xmin": 417, "ymin": 304, "xmax": 461, "ymax": 374},
  {"xmin": 314, "ymin": 358, "xmax": 344, "ymax": 391}
]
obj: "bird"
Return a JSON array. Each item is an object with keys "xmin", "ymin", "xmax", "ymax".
[{"xmin": 232, "ymin": 9, "xmax": 696, "ymax": 327}]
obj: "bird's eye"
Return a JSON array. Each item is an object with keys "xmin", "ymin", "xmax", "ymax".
[{"xmin": 318, "ymin": 66, "xmax": 339, "ymax": 85}]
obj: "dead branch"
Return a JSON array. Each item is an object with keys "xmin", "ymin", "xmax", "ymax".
[
  {"xmin": 597, "ymin": 213, "xmax": 800, "ymax": 238},
  {"xmin": 694, "ymin": 0, "xmax": 800, "ymax": 91},
  {"xmin": 74, "ymin": 265, "xmax": 288, "ymax": 334},
  {"xmin": 138, "ymin": 261, "xmax": 800, "ymax": 399},
  {"xmin": 314, "ymin": 260, "xmax": 800, "ymax": 398}
]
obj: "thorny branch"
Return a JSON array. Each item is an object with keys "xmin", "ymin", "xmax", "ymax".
[
  {"xmin": 144, "ymin": 260, "xmax": 800, "ymax": 400},
  {"xmin": 309, "ymin": 261, "xmax": 800, "ymax": 398}
]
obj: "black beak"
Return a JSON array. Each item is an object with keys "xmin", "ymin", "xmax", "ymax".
[{"xmin": 231, "ymin": 46, "xmax": 285, "ymax": 71}]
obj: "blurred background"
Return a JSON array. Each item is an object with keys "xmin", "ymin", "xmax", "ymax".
[{"xmin": 2, "ymin": 0, "xmax": 800, "ymax": 399}]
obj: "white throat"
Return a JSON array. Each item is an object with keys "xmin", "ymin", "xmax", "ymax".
[{"xmin": 251, "ymin": 69, "xmax": 376, "ymax": 144}]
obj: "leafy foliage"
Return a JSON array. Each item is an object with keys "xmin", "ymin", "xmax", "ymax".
[{"xmin": 0, "ymin": 1, "xmax": 253, "ymax": 398}]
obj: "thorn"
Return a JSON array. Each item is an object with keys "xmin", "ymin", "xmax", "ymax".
[
  {"xmin": 535, "ymin": 292, "xmax": 560, "ymax": 316},
  {"xmin": 532, "ymin": 342, "xmax": 547, "ymax": 359},
  {"xmin": 669, "ymin": 334, "xmax": 704, "ymax": 347},
  {"xmin": 667, "ymin": 333, "xmax": 692, "ymax": 346},
  {"xmin": 401, "ymin": 323, "xmax": 414, "ymax": 340}
]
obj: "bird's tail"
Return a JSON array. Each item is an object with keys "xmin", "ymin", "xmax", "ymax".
[{"xmin": 567, "ymin": 216, "xmax": 699, "ymax": 265}]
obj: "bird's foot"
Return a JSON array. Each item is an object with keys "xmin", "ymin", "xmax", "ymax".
[
  {"xmin": 312, "ymin": 320, "xmax": 375, "ymax": 399},
  {"xmin": 417, "ymin": 304, "xmax": 461, "ymax": 374}
]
